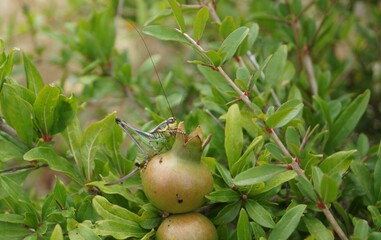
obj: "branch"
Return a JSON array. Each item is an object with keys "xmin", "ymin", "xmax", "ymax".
[
  {"xmin": 0, "ymin": 163, "xmax": 48, "ymax": 174},
  {"xmin": 0, "ymin": 117, "xmax": 23, "ymax": 142}
]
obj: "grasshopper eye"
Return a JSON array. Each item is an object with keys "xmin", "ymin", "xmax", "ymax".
[{"xmin": 168, "ymin": 117, "xmax": 176, "ymax": 124}]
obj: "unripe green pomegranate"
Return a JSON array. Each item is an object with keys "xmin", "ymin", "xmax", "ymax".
[
  {"xmin": 141, "ymin": 122, "xmax": 213, "ymax": 213},
  {"xmin": 156, "ymin": 212, "xmax": 218, "ymax": 240}
]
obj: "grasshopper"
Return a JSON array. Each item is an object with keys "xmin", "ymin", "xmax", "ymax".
[{"xmin": 106, "ymin": 117, "xmax": 180, "ymax": 185}]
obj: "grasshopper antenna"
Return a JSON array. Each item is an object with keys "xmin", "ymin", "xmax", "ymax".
[{"xmin": 127, "ymin": 21, "xmax": 175, "ymax": 119}]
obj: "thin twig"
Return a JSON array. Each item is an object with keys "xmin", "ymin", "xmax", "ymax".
[
  {"xmin": 302, "ymin": 48, "xmax": 318, "ymax": 95},
  {"xmin": 205, "ymin": 109, "xmax": 225, "ymax": 129},
  {"xmin": 0, "ymin": 163, "xmax": 48, "ymax": 174},
  {"xmin": 321, "ymin": 207, "xmax": 348, "ymax": 240},
  {"xmin": 0, "ymin": 117, "xmax": 22, "ymax": 142},
  {"xmin": 300, "ymin": 126, "xmax": 311, "ymax": 151}
]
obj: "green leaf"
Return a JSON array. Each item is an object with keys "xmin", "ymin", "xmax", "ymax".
[
  {"xmin": 266, "ymin": 99, "xmax": 303, "ymax": 128},
  {"xmin": 213, "ymin": 202, "xmax": 241, "ymax": 225},
  {"xmin": 22, "ymin": 52, "xmax": 44, "ymax": 96},
  {"xmin": 266, "ymin": 143, "xmax": 285, "ymax": 161},
  {"xmin": 248, "ymin": 170, "xmax": 297, "ymax": 195},
  {"xmin": 94, "ymin": 220, "xmax": 146, "ymax": 239},
  {"xmin": 0, "ymin": 48, "xmax": 19, "ymax": 91},
  {"xmin": 0, "ymin": 176, "xmax": 39, "ymax": 220},
  {"xmin": 33, "ymin": 85, "xmax": 60, "ymax": 137},
  {"xmin": 205, "ymin": 50, "xmax": 222, "ymax": 67},
  {"xmin": 368, "ymin": 206, "xmax": 381, "ymax": 229},
  {"xmin": 320, "ymin": 174, "xmax": 338, "ymax": 203},
  {"xmin": 90, "ymin": 182, "xmax": 144, "ymax": 205},
  {"xmin": 312, "ymin": 166, "xmax": 324, "ymax": 193},
  {"xmin": 374, "ymin": 147, "xmax": 381, "ymax": 201},
  {"xmin": 286, "ymin": 126, "xmax": 300, "ymax": 156},
  {"xmin": 0, "ymin": 83, "xmax": 34, "ymax": 147},
  {"xmin": 357, "ymin": 133, "xmax": 369, "ymax": 157},
  {"xmin": 81, "ymin": 112, "xmax": 116, "ymax": 180},
  {"xmin": 351, "ymin": 161, "xmax": 374, "ymax": 203},
  {"xmin": 53, "ymin": 179, "xmax": 68, "ymax": 208},
  {"xmin": 295, "ymin": 175, "xmax": 317, "ymax": 202},
  {"xmin": 0, "ymin": 222, "xmax": 33, "ymax": 239},
  {"xmin": 353, "ymin": 218, "xmax": 369, "ymax": 240},
  {"xmin": 62, "ymin": 116, "xmax": 82, "ymax": 168},
  {"xmin": 245, "ymin": 200, "xmax": 275, "ymax": 228},
  {"xmin": 198, "ymin": 65, "xmax": 231, "ymax": 93},
  {"xmin": 218, "ymin": 27, "xmax": 249, "ymax": 64},
  {"xmin": 206, "ymin": 189, "xmax": 241, "ymax": 203},
  {"xmin": 23, "ymin": 147, "xmax": 83, "ymax": 183},
  {"xmin": 219, "ymin": 16, "xmax": 236, "ymax": 39},
  {"xmin": 225, "ymin": 104, "xmax": 243, "ymax": 169},
  {"xmin": 319, "ymin": 150, "xmax": 356, "ymax": 176},
  {"xmin": 0, "ymin": 139, "xmax": 25, "ymax": 162},
  {"xmin": 264, "ymin": 45, "xmax": 287, "ymax": 87},
  {"xmin": 0, "ymin": 213, "xmax": 24, "ymax": 223},
  {"xmin": 68, "ymin": 220, "xmax": 102, "ymax": 240},
  {"xmin": 234, "ymin": 165, "xmax": 286, "ymax": 186},
  {"xmin": 268, "ymin": 204, "xmax": 306, "ymax": 240},
  {"xmin": 237, "ymin": 209, "xmax": 251, "ymax": 240},
  {"xmin": 216, "ymin": 162, "xmax": 234, "ymax": 186},
  {"xmin": 326, "ymin": 90, "xmax": 370, "ymax": 152},
  {"xmin": 237, "ymin": 23, "xmax": 259, "ymax": 56},
  {"xmin": 92, "ymin": 196, "xmax": 140, "ymax": 223},
  {"xmin": 303, "ymin": 217, "xmax": 334, "ymax": 240},
  {"xmin": 50, "ymin": 224, "xmax": 64, "ymax": 240},
  {"xmin": 232, "ymin": 136, "xmax": 264, "ymax": 175},
  {"xmin": 193, "ymin": 7, "xmax": 209, "ymax": 41},
  {"xmin": 143, "ymin": 25, "xmax": 189, "ymax": 44},
  {"xmin": 168, "ymin": 0, "xmax": 185, "ymax": 32}
]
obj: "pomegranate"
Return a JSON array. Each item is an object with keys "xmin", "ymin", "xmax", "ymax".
[
  {"xmin": 141, "ymin": 122, "xmax": 213, "ymax": 213},
  {"xmin": 156, "ymin": 212, "xmax": 218, "ymax": 240}
]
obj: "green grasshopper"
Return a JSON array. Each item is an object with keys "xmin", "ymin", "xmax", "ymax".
[
  {"xmin": 105, "ymin": 116, "xmax": 180, "ymax": 186},
  {"xmin": 105, "ymin": 22, "xmax": 181, "ymax": 186}
]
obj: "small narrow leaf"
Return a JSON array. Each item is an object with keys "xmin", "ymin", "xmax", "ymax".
[
  {"xmin": 295, "ymin": 175, "xmax": 317, "ymax": 202},
  {"xmin": 193, "ymin": 7, "xmax": 209, "ymax": 41},
  {"xmin": 168, "ymin": 0, "xmax": 185, "ymax": 32},
  {"xmin": 264, "ymin": 45, "xmax": 288, "ymax": 87},
  {"xmin": 81, "ymin": 112, "xmax": 116, "ymax": 180},
  {"xmin": 22, "ymin": 52, "xmax": 44, "ymax": 96},
  {"xmin": 225, "ymin": 104, "xmax": 243, "ymax": 169},
  {"xmin": 233, "ymin": 165, "xmax": 286, "ymax": 186},
  {"xmin": 216, "ymin": 162, "xmax": 234, "ymax": 186},
  {"xmin": 0, "ymin": 83, "xmax": 34, "ymax": 147},
  {"xmin": 237, "ymin": 209, "xmax": 251, "ymax": 240},
  {"xmin": 352, "ymin": 218, "xmax": 369, "ymax": 240},
  {"xmin": 218, "ymin": 27, "xmax": 249, "ymax": 64},
  {"xmin": 303, "ymin": 217, "xmax": 334, "ymax": 240},
  {"xmin": 326, "ymin": 90, "xmax": 370, "ymax": 152},
  {"xmin": 50, "ymin": 224, "xmax": 64, "ymax": 240},
  {"xmin": 268, "ymin": 204, "xmax": 306, "ymax": 240},
  {"xmin": 94, "ymin": 220, "xmax": 145, "ymax": 239},
  {"xmin": 206, "ymin": 189, "xmax": 240, "ymax": 203},
  {"xmin": 320, "ymin": 174, "xmax": 338, "ymax": 203},
  {"xmin": 266, "ymin": 99, "xmax": 303, "ymax": 128},
  {"xmin": 92, "ymin": 196, "xmax": 139, "ymax": 223},
  {"xmin": 143, "ymin": 25, "xmax": 189, "ymax": 44},
  {"xmin": 33, "ymin": 85, "xmax": 60, "ymax": 136},
  {"xmin": 24, "ymin": 147, "xmax": 83, "ymax": 183},
  {"xmin": 319, "ymin": 150, "xmax": 356, "ymax": 176},
  {"xmin": 213, "ymin": 202, "xmax": 241, "ymax": 225},
  {"xmin": 245, "ymin": 200, "xmax": 275, "ymax": 228},
  {"xmin": 219, "ymin": 16, "xmax": 236, "ymax": 39},
  {"xmin": 248, "ymin": 170, "xmax": 297, "ymax": 195}
]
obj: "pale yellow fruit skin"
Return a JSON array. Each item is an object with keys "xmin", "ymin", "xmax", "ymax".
[
  {"xmin": 156, "ymin": 212, "xmax": 218, "ymax": 240},
  {"xmin": 141, "ymin": 151, "xmax": 214, "ymax": 213}
]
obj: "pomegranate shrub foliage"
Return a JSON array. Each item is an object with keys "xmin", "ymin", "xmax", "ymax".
[{"xmin": 0, "ymin": 1, "xmax": 381, "ymax": 239}]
